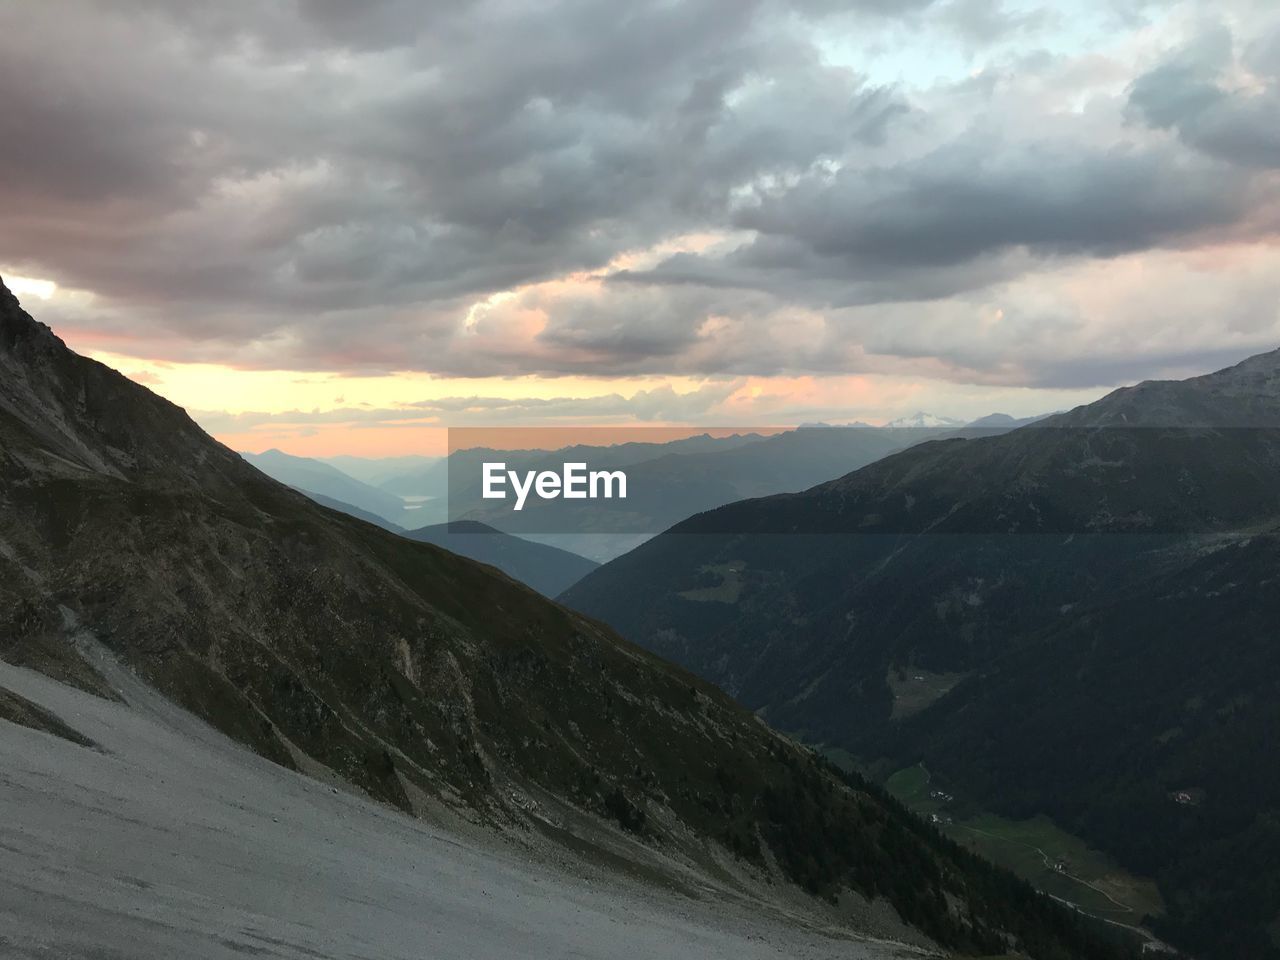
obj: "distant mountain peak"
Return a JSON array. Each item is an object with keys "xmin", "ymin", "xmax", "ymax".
[
  {"xmin": 882, "ymin": 411, "xmax": 965, "ymax": 429},
  {"xmin": 1051, "ymin": 344, "xmax": 1280, "ymax": 428},
  {"xmin": 965, "ymin": 412, "xmax": 1055, "ymax": 429},
  {"xmin": 797, "ymin": 421, "xmax": 876, "ymax": 429},
  {"xmin": 967, "ymin": 412, "xmax": 1017, "ymax": 426}
]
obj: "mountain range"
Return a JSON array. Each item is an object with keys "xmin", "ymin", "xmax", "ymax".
[
  {"xmin": 242, "ymin": 448, "xmax": 416, "ymax": 526},
  {"xmin": 882, "ymin": 412, "xmax": 966, "ymax": 429},
  {"xmin": 0, "ymin": 276, "xmax": 1128, "ymax": 957},
  {"xmin": 440, "ymin": 429, "xmax": 909, "ymax": 544},
  {"xmin": 322, "ymin": 453, "xmax": 441, "ymax": 487},
  {"xmin": 280, "ymin": 489, "xmax": 599, "ymax": 597},
  {"xmin": 563, "ymin": 348, "xmax": 1280, "ymax": 959},
  {"xmin": 256, "ymin": 416, "xmax": 1039, "ymax": 571}
]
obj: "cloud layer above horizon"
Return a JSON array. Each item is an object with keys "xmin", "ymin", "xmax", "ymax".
[{"xmin": 2, "ymin": 0, "xmax": 1278, "ymax": 417}]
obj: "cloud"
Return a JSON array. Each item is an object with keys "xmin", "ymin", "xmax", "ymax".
[
  {"xmin": 935, "ymin": 0, "xmax": 1055, "ymax": 51},
  {"xmin": 0, "ymin": 0, "xmax": 1277, "ymax": 394},
  {"xmin": 0, "ymin": 0, "xmax": 905, "ymax": 331},
  {"xmin": 1127, "ymin": 21, "xmax": 1280, "ymax": 169},
  {"xmin": 627, "ymin": 138, "xmax": 1248, "ymax": 302},
  {"xmin": 192, "ymin": 381, "xmax": 741, "ymax": 434}
]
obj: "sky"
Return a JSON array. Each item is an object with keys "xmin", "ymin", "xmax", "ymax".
[{"xmin": 2, "ymin": 0, "xmax": 1278, "ymax": 456}]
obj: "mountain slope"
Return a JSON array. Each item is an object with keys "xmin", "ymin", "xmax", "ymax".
[
  {"xmin": 0, "ymin": 277, "xmax": 1123, "ymax": 959},
  {"xmin": 965, "ymin": 412, "xmax": 1051, "ymax": 429},
  {"xmin": 0, "ymin": 638, "xmax": 912, "ymax": 960},
  {"xmin": 243, "ymin": 448, "xmax": 411, "ymax": 525},
  {"xmin": 404, "ymin": 520, "xmax": 599, "ymax": 597},
  {"xmin": 323, "ymin": 453, "xmax": 440, "ymax": 487},
  {"xmin": 297, "ymin": 489, "xmax": 408, "ymax": 530},
  {"xmin": 886, "ymin": 532, "xmax": 1280, "ymax": 955},
  {"xmin": 377, "ymin": 434, "xmax": 767, "ymax": 501},
  {"xmin": 288, "ymin": 489, "xmax": 600, "ymax": 596},
  {"xmin": 563, "ymin": 350, "xmax": 1280, "ymax": 959}
]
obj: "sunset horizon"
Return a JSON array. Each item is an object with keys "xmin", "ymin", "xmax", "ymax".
[{"xmin": 6, "ymin": 0, "xmax": 1276, "ymax": 457}]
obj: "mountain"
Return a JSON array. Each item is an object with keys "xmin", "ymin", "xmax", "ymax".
[
  {"xmin": 375, "ymin": 455, "xmax": 455, "ymax": 499},
  {"xmin": 563, "ymin": 349, "xmax": 1280, "ymax": 960},
  {"xmin": 882, "ymin": 412, "xmax": 965, "ymax": 429},
  {"xmin": 297, "ymin": 489, "xmax": 407, "ymax": 531},
  {"xmin": 322, "ymin": 453, "xmax": 441, "ymax": 487},
  {"xmin": 404, "ymin": 520, "xmax": 599, "ymax": 597},
  {"xmin": 295, "ymin": 486, "xmax": 601, "ymax": 600},
  {"xmin": 0, "ymin": 277, "xmax": 1126, "ymax": 958},
  {"xmin": 0, "ymin": 650, "xmax": 922, "ymax": 960},
  {"xmin": 379, "ymin": 427, "xmax": 913, "ymax": 564},
  {"xmin": 242, "ymin": 448, "xmax": 411, "ymax": 525},
  {"xmin": 376, "ymin": 428, "xmax": 950, "ymax": 562},
  {"xmin": 964, "ymin": 412, "xmax": 1051, "ymax": 429},
  {"xmin": 302, "ymin": 492, "xmax": 599, "ymax": 600},
  {"xmin": 374, "ymin": 433, "xmax": 767, "ymax": 501},
  {"xmin": 445, "ymin": 428, "xmax": 909, "ymax": 550}
]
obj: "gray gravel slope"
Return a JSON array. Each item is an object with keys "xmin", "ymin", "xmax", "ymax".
[{"xmin": 0, "ymin": 652, "xmax": 913, "ymax": 960}]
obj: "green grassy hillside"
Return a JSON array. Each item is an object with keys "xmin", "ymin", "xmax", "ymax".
[{"xmin": 564, "ymin": 348, "xmax": 1280, "ymax": 959}]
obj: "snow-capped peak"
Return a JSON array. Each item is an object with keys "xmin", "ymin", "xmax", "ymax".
[{"xmin": 882, "ymin": 411, "xmax": 965, "ymax": 429}]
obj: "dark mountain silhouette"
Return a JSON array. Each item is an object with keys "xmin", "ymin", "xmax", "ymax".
[
  {"xmin": 563, "ymin": 349, "xmax": 1280, "ymax": 960},
  {"xmin": 0, "ymin": 276, "xmax": 1127, "ymax": 958}
]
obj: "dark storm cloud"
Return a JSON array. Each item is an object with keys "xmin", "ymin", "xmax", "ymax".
[
  {"xmin": 620, "ymin": 136, "xmax": 1251, "ymax": 306},
  {"xmin": 1127, "ymin": 24, "xmax": 1280, "ymax": 169},
  {"xmin": 0, "ymin": 0, "xmax": 902, "ymax": 317},
  {"xmin": 537, "ymin": 290, "xmax": 705, "ymax": 362}
]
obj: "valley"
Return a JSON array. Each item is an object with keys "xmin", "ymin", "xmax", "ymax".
[
  {"xmin": 0, "ymin": 278, "xmax": 1129, "ymax": 959},
  {"xmin": 881, "ymin": 765, "xmax": 1164, "ymax": 928}
]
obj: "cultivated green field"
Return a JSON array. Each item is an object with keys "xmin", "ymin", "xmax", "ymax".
[{"xmin": 883, "ymin": 764, "xmax": 1164, "ymax": 924}]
